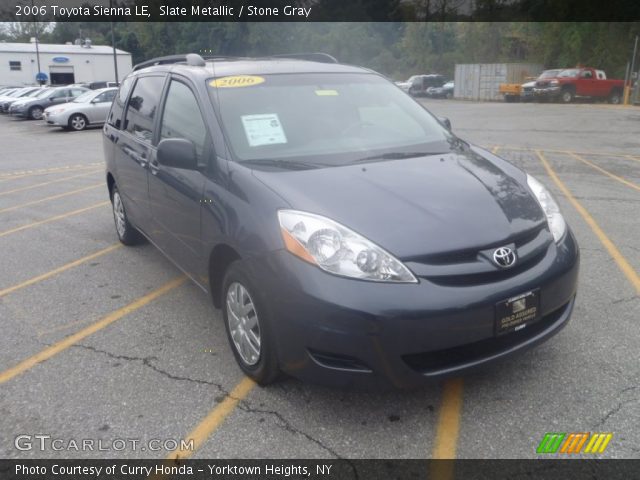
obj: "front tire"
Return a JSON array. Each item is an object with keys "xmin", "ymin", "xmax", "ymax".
[
  {"xmin": 111, "ymin": 186, "xmax": 143, "ymax": 245},
  {"xmin": 560, "ymin": 89, "xmax": 574, "ymax": 103},
  {"xmin": 222, "ymin": 262, "xmax": 279, "ymax": 385},
  {"xmin": 28, "ymin": 106, "xmax": 44, "ymax": 120},
  {"xmin": 69, "ymin": 113, "xmax": 88, "ymax": 131}
]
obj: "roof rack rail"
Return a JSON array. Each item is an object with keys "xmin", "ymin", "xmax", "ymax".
[
  {"xmin": 133, "ymin": 51, "xmax": 338, "ymax": 72},
  {"xmin": 271, "ymin": 53, "xmax": 338, "ymax": 64},
  {"xmin": 133, "ymin": 53, "xmax": 208, "ymax": 71}
]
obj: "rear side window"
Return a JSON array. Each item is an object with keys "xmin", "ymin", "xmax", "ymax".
[
  {"xmin": 107, "ymin": 76, "xmax": 134, "ymax": 129},
  {"xmin": 96, "ymin": 90, "xmax": 117, "ymax": 103},
  {"xmin": 160, "ymin": 80, "xmax": 208, "ymax": 164},
  {"xmin": 123, "ymin": 76, "xmax": 165, "ymax": 143},
  {"xmin": 50, "ymin": 89, "xmax": 68, "ymax": 99}
]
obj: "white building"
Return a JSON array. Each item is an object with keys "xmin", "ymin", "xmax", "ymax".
[{"xmin": 0, "ymin": 41, "xmax": 132, "ymax": 86}]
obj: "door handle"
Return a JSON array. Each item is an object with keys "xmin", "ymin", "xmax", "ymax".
[
  {"xmin": 149, "ymin": 160, "xmax": 160, "ymax": 175},
  {"xmin": 123, "ymin": 147, "xmax": 147, "ymax": 167}
]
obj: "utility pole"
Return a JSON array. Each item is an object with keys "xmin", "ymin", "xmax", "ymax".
[{"xmin": 110, "ymin": 0, "xmax": 119, "ymax": 83}]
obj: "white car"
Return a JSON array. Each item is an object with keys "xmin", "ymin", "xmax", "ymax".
[{"xmin": 43, "ymin": 87, "xmax": 117, "ymax": 131}]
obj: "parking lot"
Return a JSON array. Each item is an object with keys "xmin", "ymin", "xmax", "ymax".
[{"xmin": 0, "ymin": 101, "xmax": 638, "ymax": 461}]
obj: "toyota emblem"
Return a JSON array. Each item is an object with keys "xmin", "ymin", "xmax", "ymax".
[{"xmin": 493, "ymin": 247, "xmax": 517, "ymax": 268}]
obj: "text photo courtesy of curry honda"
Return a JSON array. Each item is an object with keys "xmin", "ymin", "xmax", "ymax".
[{"xmin": 0, "ymin": 4, "xmax": 639, "ymax": 479}]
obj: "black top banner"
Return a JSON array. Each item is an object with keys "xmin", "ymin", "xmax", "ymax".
[{"xmin": 3, "ymin": 0, "xmax": 640, "ymax": 22}]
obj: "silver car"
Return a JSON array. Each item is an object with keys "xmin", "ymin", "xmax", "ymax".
[
  {"xmin": 43, "ymin": 88, "xmax": 117, "ymax": 131},
  {"xmin": 0, "ymin": 87, "xmax": 43, "ymax": 113}
]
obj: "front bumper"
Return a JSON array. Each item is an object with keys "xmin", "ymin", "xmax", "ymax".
[
  {"xmin": 43, "ymin": 111, "xmax": 68, "ymax": 126},
  {"xmin": 534, "ymin": 86, "xmax": 561, "ymax": 99},
  {"xmin": 10, "ymin": 106, "xmax": 28, "ymax": 117},
  {"xmin": 244, "ymin": 229, "xmax": 579, "ymax": 389}
]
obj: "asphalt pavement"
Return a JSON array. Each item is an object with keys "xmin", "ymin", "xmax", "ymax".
[{"xmin": 0, "ymin": 101, "xmax": 638, "ymax": 461}]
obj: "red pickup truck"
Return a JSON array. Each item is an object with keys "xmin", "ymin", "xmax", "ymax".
[{"xmin": 533, "ymin": 67, "xmax": 625, "ymax": 104}]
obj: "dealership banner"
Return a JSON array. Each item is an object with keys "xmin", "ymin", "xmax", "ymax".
[
  {"xmin": 2, "ymin": 459, "xmax": 640, "ymax": 479},
  {"xmin": 1, "ymin": 0, "xmax": 639, "ymax": 22}
]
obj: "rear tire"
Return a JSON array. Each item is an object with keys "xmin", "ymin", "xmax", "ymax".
[
  {"xmin": 609, "ymin": 90, "xmax": 622, "ymax": 105},
  {"xmin": 68, "ymin": 113, "xmax": 88, "ymax": 131},
  {"xmin": 111, "ymin": 186, "xmax": 143, "ymax": 246},
  {"xmin": 222, "ymin": 262, "xmax": 280, "ymax": 385},
  {"xmin": 28, "ymin": 106, "xmax": 44, "ymax": 120}
]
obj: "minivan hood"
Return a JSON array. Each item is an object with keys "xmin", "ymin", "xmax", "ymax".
[{"xmin": 252, "ymin": 151, "xmax": 546, "ymax": 259}]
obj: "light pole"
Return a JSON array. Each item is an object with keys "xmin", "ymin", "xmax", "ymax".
[
  {"xmin": 110, "ymin": 0, "xmax": 119, "ymax": 83},
  {"xmin": 31, "ymin": 0, "xmax": 42, "ymax": 84}
]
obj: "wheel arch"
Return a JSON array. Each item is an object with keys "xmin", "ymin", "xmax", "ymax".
[
  {"xmin": 208, "ymin": 244, "xmax": 242, "ymax": 308},
  {"xmin": 106, "ymin": 172, "xmax": 116, "ymax": 201}
]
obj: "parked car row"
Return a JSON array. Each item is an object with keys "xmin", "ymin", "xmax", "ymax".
[
  {"xmin": 499, "ymin": 67, "xmax": 625, "ymax": 104},
  {"xmin": 395, "ymin": 75, "xmax": 455, "ymax": 99},
  {"xmin": 0, "ymin": 84, "xmax": 118, "ymax": 130}
]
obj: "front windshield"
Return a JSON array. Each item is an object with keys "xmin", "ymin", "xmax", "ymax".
[
  {"xmin": 208, "ymin": 72, "xmax": 452, "ymax": 166},
  {"xmin": 8, "ymin": 89, "xmax": 28, "ymax": 97},
  {"xmin": 558, "ymin": 69, "xmax": 579, "ymax": 78},
  {"xmin": 26, "ymin": 88, "xmax": 45, "ymax": 97},
  {"xmin": 539, "ymin": 70, "xmax": 560, "ymax": 79},
  {"xmin": 18, "ymin": 89, "xmax": 37, "ymax": 97},
  {"xmin": 74, "ymin": 91, "xmax": 96, "ymax": 103}
]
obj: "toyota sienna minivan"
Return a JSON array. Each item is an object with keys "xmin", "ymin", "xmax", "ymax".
[{"xmin": 103, "ymin": 53, "xmax": 579, "ymax": 388}]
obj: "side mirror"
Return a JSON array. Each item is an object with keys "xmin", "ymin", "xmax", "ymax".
[
  {"xmin": 157, "ymin": 138, "xmax": 197, "ymax": 170},
  {"xmin": 438, "ymin": 117, "xmax": 452, "ymax": 131}
]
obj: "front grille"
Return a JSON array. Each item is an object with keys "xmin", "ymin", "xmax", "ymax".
[
  {"xmin": 409, "ymin": 225, "xmax": 553, "ymax": 286},
  {"xmin": 402, "ymin": 300, "xmax": 570, "ymax": 374}
]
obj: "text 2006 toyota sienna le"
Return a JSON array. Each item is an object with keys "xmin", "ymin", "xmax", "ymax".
[{"xmin": 103, "ymin": 53, "xmax": 579, "ymax": 388}]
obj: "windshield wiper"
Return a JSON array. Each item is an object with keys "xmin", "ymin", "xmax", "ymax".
[
  {"xmin": 352, "ymin": 151, "xmax": 442, "ymax": 163},
  {"xmin": 241, "ymin": 158, "xmax": 326, "ymax": 170}
]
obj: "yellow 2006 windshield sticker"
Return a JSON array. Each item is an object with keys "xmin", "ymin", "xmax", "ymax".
[
  {"xmin": 315, "ymin": 89, "xmax": 339, "ymax": 96},
  {"xmin": 209, "ymin": 76, "xmax": 265, "ymax": 88}
]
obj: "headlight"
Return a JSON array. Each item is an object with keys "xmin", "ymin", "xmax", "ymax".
[
  {"xmin": 550, "ymin": 79, "xmax": 559, "ymax": 86},
  {"xmin": 278, "ymin": 210, "xmax": 417, "ymax": 283},
  {"xmin": 526, "ymin": 174, "xmax": 566, "ymax": 242},
  {"xmin": 48, "ymin": 109, "xmax": 65, "ymax": 115}
]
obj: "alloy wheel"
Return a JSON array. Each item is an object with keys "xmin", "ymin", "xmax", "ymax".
[
  {"xmin": 31, "ymin": 107, "xmax": 43, "ymax": 120},
  {"xmin": 226, "ymin": 282, "xmax": 261, "ymax": 366},
  {"xmin": 112, "ymin": 192, "xmax": 126, "ymax": 238},
  {"xmin": 70, "ymin": 115, "xmax": 86, "ymax": 131}
]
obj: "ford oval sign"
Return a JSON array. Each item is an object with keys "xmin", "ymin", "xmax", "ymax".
[{"xmin": 52, "ymin": 57, "xmax": 69, "ymax": 64}]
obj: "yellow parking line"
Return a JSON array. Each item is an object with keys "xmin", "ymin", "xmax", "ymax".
[
  {"xmin": 491, "ymin": 146, "xmax": 500, "ymax": 154},
  {"xmin": 490, "ymin": 145, "xmax": 639, "ymax": 160},
  {"xmin": 0, "ymin": 183, "xmax": 103, "ymax": 214},
  {"xmin": 0, "ymin": 243, "xmax": 121, "ymax": 298},
  {"xmin": 0, "ymin": 163, "xmax": 101, "ymax": 180},
  {"xmin": 0, "ymin": 201, "xmax": 109, "ymax": 238},
  {"xmin": 624, "ymin": 155, "xmax": 640, "ymax": 164},
  {"xmin": 537, "ymin": 151, "xmax": 640, "ymax": 294},
  {"xmin": 0, "ymin": 169, "xmax": 101, "ymax": 195},
  {"xmin": 429, "ymin": 378, "xmax": 464, "ymax": 479},
  {"xmin": 432, "ymin": 378, "xmax": 464, "ymax": 459},
  {"xmin": 566, "ymin": 152, "xmax": 640, "ymax": 193},
  {"xmin": 166, "ymin": 377, "xmax": 256, "ymax": 460},
  {"xmin": 0, "ymin": 276, "xmax": 187, "ymax": 384}
]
